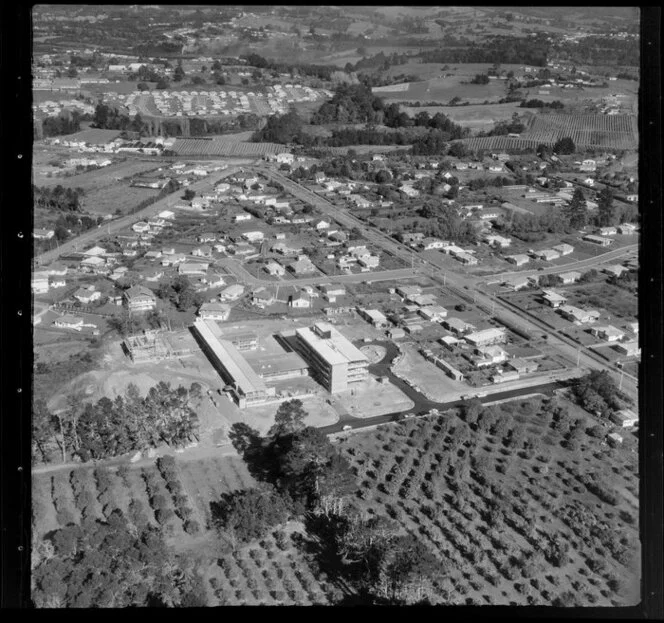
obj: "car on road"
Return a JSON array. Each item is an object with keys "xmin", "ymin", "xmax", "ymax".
[
  {"xmin": 342, "ymin": 425, "xmax": 353, "ymax": 431},
  {"xmin": 403, "ymin": 412, "xmax": 415, "ymax": 419}
]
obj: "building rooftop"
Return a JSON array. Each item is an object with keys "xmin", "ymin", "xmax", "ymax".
[
  {"xmin": 194, "ymin": 319, "xmax": 267, "ymax": 396},
  {"xmin": 296, "ymin": 323, "xmax": 368, "ymax": 366}
]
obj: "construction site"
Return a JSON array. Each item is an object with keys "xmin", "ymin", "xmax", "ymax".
[{"xmin": 122, "ymin": 329, "xmax": 198, "ymax": 363}]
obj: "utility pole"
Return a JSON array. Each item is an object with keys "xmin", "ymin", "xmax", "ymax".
[
  {"xmin": 576, "ymin": 347, "xmax": 581, "ymax": 368},
  {"xmin": 619, "ymin": 368, "xmax": 624, "ymax": 391}
]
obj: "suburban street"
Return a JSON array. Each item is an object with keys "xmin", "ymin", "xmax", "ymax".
[
  {"xmin": 254, "ymin": 167, "xmax": 639, "ymax": 401},
  {"xmin": 34, "ymin": 165, "xmax": 241, "ymax": 265}
]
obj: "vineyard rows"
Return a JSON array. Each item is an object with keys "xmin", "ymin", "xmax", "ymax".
[
  {"xmin": 173, "ymin": 138, "xmax": 282, "ymax": 157},
  {"xmin": 460, "ymin": 114, "xmax": 638, "ymax": 151}
]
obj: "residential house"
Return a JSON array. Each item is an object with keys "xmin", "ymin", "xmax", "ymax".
[
  {"xmin": 132, "ymin": 221, "xmax": 150, "ymax": 233},
  {"xmin": 313, "ymin": 219, "xmax": 331, "ymax": 231},
  {"xmin": 123, "ymin": 285, "xmax": 156, "ymax": 312},
  {"xmin": 590, "ymin": 325, "xmax": 625, "ymax": 342},
  {"xmin": 242, "ymin": 231, "xmax": 264, "ymax": 243},
  {"xmin": 33, "ymin": 228, "xmax": 55, "ymax": 240},
  {"xmin": 465, "ymin": 328, "xmax": 506, "ymax": 347},
  {"xmin": 485, "ymin": 235, "xmax": 512, "ymax": 248},
  {"xmin": 192, "ymin": 245, "xmax": 213, "ymax": 258},
  {"xmin": 161, "ymin": 253, "xmax": 186, "ymax": 266},
  {"xmin": 618, "ymin": 223, "xmax": 637, "ymax": 235},
  {"xmin": 49, "ymin": 276, "xmax": 67, "ymax": 288},
  {"xmin": 358, "ymin": 308, "xmax": 389, "ymax": 328},
  {"xmin": 553, "ymin": 243, "xmax": 574, "ymax": 256},
  {"xmin": 198, "ymin": 233, "xmax": 217, "ymax": 243},
  {"xmin": 197, "ymin": 302, "xmax": 231, "ymax": 321},
  {"xmin": 598, "ymin": 226, "xmax": 617, "ymax": 236},
  {"xmin": 541, "ymin": 289, "xmax": 567, "ymax": 308},
  {"xmin": 418, "ymin": 306, "xmax": 448, "ymax": 322},
  {"xmin": 443, "ymin": 317, "xmax": 475, "ymax": 335},
  {"xmin": 583, "ymin": 234, "xmax": 613, "ymax": 247},
  {"xmin": 505, "ymin": 254, "xmax": 530, "ymax": 266},
  {"xmin": 603, "ymin": 264, "xmax": 628, "ymax": 278},
  {"xmin": 264, "ymin": 260, "xmax": 286, "ymax": 276},
  {"xmin": 454, "ymin": 252, "xmax": 478, "ymax": 265},
  {"xmin": 535, "ymin": 249, "xmax": 561, "ymax": 261},
  {"xmin": 219, "ymin": 284, "xmax": 245, "ymax": 301},
  {"xmin": 421, "ymin": 237, "xmax": 449, "ymax": 250},
  {"xmin": 54, "ymin": 315, "xmax": 85, "ymax": 330},
  {"xmin": 143, "ymin": 268, "xmax": 165, "ymax": 283},
  {"xmin": 73, "ymin": 287, "xmax": 101, "ymax": 304},
  {"xmin": 233, "ymin": 213, "xmax": 252, "ymax": 223},
  {"xmin": 402, "ymin": 233, "xmax": 425, "ymax": 246},
  {"xmin": 288, "ymin": 257, "xmax": 317, "ymax": 275},
  {"xmin": 474, "ymin": 345, "xmax": 508, "ymax": 367},
  {"xmin": 178, "ymin": 262, "xmax": 209, "ymax": 275},
  {"xmin": 610, "ymin": 409, "xmax": 638, "ymax": 428},
  {"xmin": 558, "ymin": 305, "xmax": 600, "ymax": 323},
  {"xmin": 358, "ymin": 255, "xmax": 380, "ymax": 270},
  {"xmin": 396, "ymin": 285, "xmax": 422, "ymax": 299},
  {"xmin": 31, "ymin": 272, "xmax": 50, "ymax": 294},
  {"xmin": 614, "ymin": 341, "xmax": 640, "ymax": 357},
  {"xmin": 558, "ymin": 271, "xmax": 582, "ymax": 284},
  {"xmin": 507, "ymin": 358, "xmax": 539, "ymax": 374},
  {"xmin": 252, "ymin": 289, "xmax": 276, "ymax": 308},
  {"xmin": 289, "ymin": 292, "xmax": 311, "ymax": 308}
]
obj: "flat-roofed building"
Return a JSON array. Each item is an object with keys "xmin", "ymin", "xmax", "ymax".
[
  {"xmin": 464, "ymin": 328, "xmax": 506, "ymax": 347},
  {"xmin": 192, "ymin": 319, "xmax": 275, "ymax": 409},
  {"xmin": 228, "ymin": 332, "xmax": 258, "ymax": 351},
  {"xmin": 292, "ymin": 323, "xmax": 369, "ymax": 393},
  {"xmin": 250, "ymin": 352, "xmax": 309, "ymax": 381}
]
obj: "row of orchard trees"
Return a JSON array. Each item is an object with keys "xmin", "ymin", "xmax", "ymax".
[
  {"xmin": 32, "ymin": 382, "xmax": 203, "ymax": 465},
  {"xmin": 216, "ymin": 399, "xmax": 444, "ymax": 604}
]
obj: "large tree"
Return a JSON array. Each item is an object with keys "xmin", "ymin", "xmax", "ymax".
[
  {"xmin": 269, "ymin": 399, "xmax": 308, "ymax": 437},
  {"xmin": 596, "ymin": 186, "xmax": 615, "ymax": 227}
]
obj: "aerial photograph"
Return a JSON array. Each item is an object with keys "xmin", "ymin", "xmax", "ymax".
[{"xmin": 30, "ymin": 5, "xmax": 642, "ymax": 608}]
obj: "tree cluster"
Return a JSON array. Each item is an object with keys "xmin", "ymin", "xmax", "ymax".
[
  {"xmin": 156, "ymin": 274, "xmax": 204, "ymax": 311},
  {"xmin": 32, "ymin": 511, "xmax": 205, "ymax": 607},
  {"xmin": 520, "ymin": 99, "xmax": 564, "ymax": 109},
  {"xmin": 570, "ymin": 370, "xmax": 623, "ymax": 417},
  {"xmin": 33, "ymin": 184, "xmax": 84, "ymax": 212},
  {"xmin": 35, "ymin": 382, "xmax": 201, "ymax": 464}
]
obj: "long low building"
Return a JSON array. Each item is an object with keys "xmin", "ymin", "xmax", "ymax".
[
  {"xmin": 291, "ymin": 322, "xmax": 369, "ymax": 393},
  {"xmin": 192, "ymin": 319, "xmax": 275, "ymax": 408}
]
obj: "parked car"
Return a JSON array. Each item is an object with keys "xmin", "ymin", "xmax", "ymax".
[{"xmin": 342, "ymin": 425, "xmax": 353, "ymax": 431}]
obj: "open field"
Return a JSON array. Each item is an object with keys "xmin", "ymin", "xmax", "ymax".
[
  {"xmin": 336, "ymin": 396, "xmax": 640, "ymax": 605},
  {"xmin": 377, "ymin": 76, "xmax": 508, "ymax": 105},
  {"xmin": 402, "ymin": 102, "xmax": 526, "ymax": 131}
]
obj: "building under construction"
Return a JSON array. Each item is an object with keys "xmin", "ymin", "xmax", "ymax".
[{"xmin": 123, "ymin": 329, "xmax": 197, "ymax": 363}]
